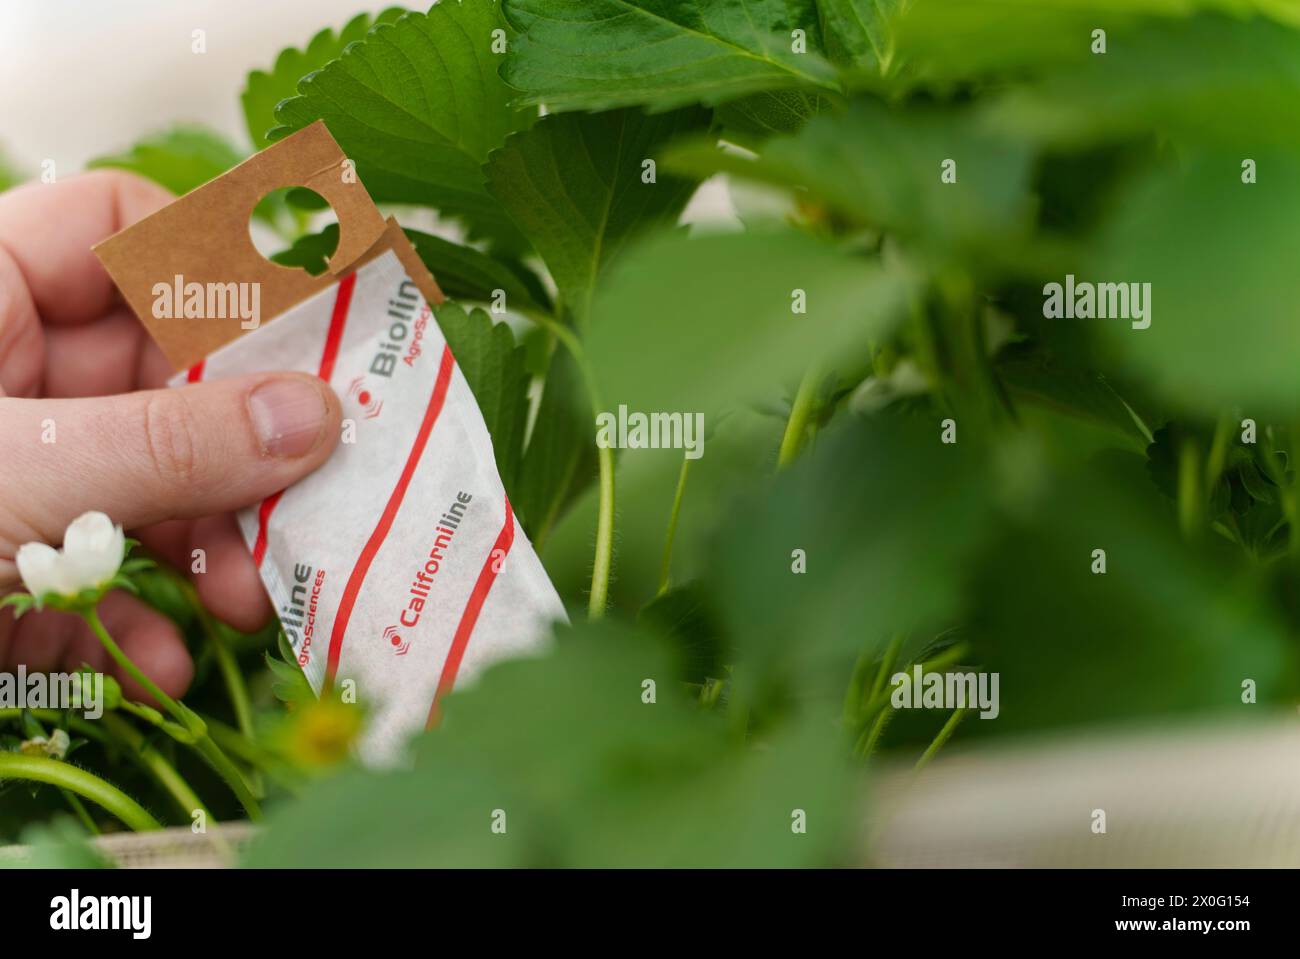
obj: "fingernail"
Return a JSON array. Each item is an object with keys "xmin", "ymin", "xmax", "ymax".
[{"xmin": 248, "ymin": 377, "xmax": 328, "ymax": 457}]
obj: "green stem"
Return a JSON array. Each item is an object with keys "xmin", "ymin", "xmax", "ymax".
[
  {"xmin": 848, "ymin": 634, "xmax": 905, "ymax": 759},
  {"xmin": 843, "ymin": 632, "xmax": 903, "ymax": 731},
  {"xmin": 83, "ymin": 608, "xmax": 186, "ymax": 722},
  {"xmin": 656, "ymin": 456, "xmax": 692, "ymax": 596},
  {"xmin": 17, "ymin": 710, "xmax": 101, "ymax": 834},
  {"xmin": 5, "ymin": 708, "xmax": 197, "ymax": 820},
  {"xmin": 62, "ymin": 790, "xmax": 100, "ymax": 834},
  {"xmin": 1177, "ymin": 437, "xmax": 1203, "ymax": 541},
  {"xmin": 778, "ymin": 367, "xmax": 820, "ymax": 469},
  {"xmin": 102, "ymin": 715, "xmax": 209, "ymax": 824},
  {"xmin": 81, "ymin": 607, "xmax": 261, "ymax": 821},
  {"xmin": 184, "ymin": 581, "xmax": 257, "ymax": 743},
  {"xmin": 855, "ymin": 705, "xmax": 896, "ymax": 760},
  {"xmin": 182, "ymin": 580, "xmax": 263, "ymax": 797},
  {"xmin": 1, "ymin": 708, "xmax": 106, "ymax": 739},
  {"xmin": 201, "ymin": 713, "xmax": 305, "ymax": 796},
  {"xmin": 914, "ymin": 708, "xmax": 970, "ymax": 771},
  {"xmin": 194, "ymin": 736, "xmax": 262, "ymax": 821},
  {"xmin": 24, "ymin": 713, "xmax": 101, "ymax": 834},
  {"xmin": 536, "ymin": 317, "xmax": 615, "ymax": 619},
  {"xmin": 854, "ymin": 643, "xmax": 971, "ymax": 726},
  {"xmin": 4, "ymin": 707, "xmax": 225, "ymax": 847},
  {"xmin": 589, "ymin": 440, "xmax": 616, "ymax": 619},
  {"xmin": 0, "ymin": 752, "xmax": 160, "ymax": 832},
  {"xmin": 867, "ymin": 633, "xmax": 905, "ymax": 703},
  {"xmin": 858, "ymin": 636, "xmax": 905, "ymax": 754}
]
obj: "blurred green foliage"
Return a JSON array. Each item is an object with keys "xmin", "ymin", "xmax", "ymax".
[{"xmin": 8, "ymin": 0, "xmax": 1300, "ymax": 866}]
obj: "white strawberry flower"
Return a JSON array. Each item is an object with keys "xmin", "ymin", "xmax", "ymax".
[{"xmin": 13, "ymin": 511, "xmax": 127, "ymax": 607}]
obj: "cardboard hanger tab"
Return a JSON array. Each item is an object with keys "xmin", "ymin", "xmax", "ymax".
[{"xmin": 94, "ymin": 121, "xmax": 412, "ymax": 370}]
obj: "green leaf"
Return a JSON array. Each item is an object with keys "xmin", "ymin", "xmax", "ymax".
[
  {"xmin": 268, "ymin": 225, "xmax": 341, "ymax": 275},
  {"xmin": 967, "ymin": 455, "xmax": 1300, "ymax": 734},
  {"xmin": 816, "ymin": 0, "xmax": 904, "ymax": 73},
  {"xmin": 242, "ymin": 8, "xmax": 406, "ymax": 150},
  {"xmin": 638, "ymin": 582, "xmax": 729, "ymax": 685},
  {"xmin": 245, "ymin": 620, "xmax": 857, "ymax": 867},
  {"xmin": 896, "ymin": 0, "xmax": 1300, "ymax": 87},
  {"xmin": 406, "ymin": 230, "xmax": 552, "ymax": 315},
  {"xmin": 265, "ymin": 649, "xmax": 314, "ymax": 710},
  {"xmin": 712, "ymin": 414, "xmax": 998, "ymax": 698},
  {"xmin": 434, "ymin": 302, "xmax": 532, "ymax": 496},
  {"xmin": 502, "ymin": 0, "xmax": 840, "ymax": 111},
  {"xmin": 271, "ymin": 225, "xmax": 552, "ymax": 315},
  {"xmin": 714, "ymin": 89, "xmax": 832, "ymax": 144},
  {"xmin": 988, "ymin": 15, "xmax": 1300, "ymax": 150},
  {"xmin": 894, "ymin": 0, "xmax": 1157, "ymax": 84},
  {"xmin": 485, "ymin": 108, "xmax": 709, "ymax": 325},
  {"xmin": 664, "ymin": 99, "xmax": 1036, "ymax": 265},
  {"xmin": 587, "ymin": 227, "xmax": 911, "ymax": 417},
  {"xmin": 1146, "ymin": 424, "xmax": 1291, "ymax": 558},
  {"xmin": 0, "ymin": 594, "xmax": 36, "ymax": 619},
  {"xmin": 127, "ymin": 567, "xmax": 198, "ymax": 629},
  {"xmin": 1088, "ymin": 149, "xmax": 1300, "ymax": 413},
  {"xmin": 515, "ymin": 346, "xmax": 598, "ymax": 547},
  {"xmin": 88, "ymin": 126, "xmax": 246, "ymax": 198},
  {"xmin": 996, "ymin": 342, "xmax": 1148, "ymax": 448},
  {"xmin": 271, "ymin": 1, "xmax": 536, "ymax": 248},
  {"xmin": 6, "ymin": 818, "xmax": 110, "ymax": 869}
]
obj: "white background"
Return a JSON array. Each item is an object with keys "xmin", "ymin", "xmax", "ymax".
[
  {"xmin": 0, "ymin": 1, "xmax": 734, "ymax": 227},
  {"xmin": 0, "ymin": 0, "xmax": 397, "ymax": 174}
]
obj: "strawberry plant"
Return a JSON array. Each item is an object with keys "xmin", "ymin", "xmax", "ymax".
[{"xmin": 5, "ymin": 0, "xmax": 1300, "ymax": 867}]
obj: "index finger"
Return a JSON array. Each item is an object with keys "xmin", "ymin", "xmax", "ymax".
[{"xmin": 0, "ymin": 169, "xmax": 173, "ymax": 326}]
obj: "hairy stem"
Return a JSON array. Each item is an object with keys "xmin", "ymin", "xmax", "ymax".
[
  {"xmin": 914, "ymin": 708, "xmax": 970, "ymax": 771},
  {"xmin": 182, "ymin": 580, "xmax": 257, "ymax": 744},
  {"xmin": 536, "ymin": 316, "xmax": 615, "ymax": 619},
  {"xmin": 83, "ymin": 608, "xmax": 186, "ymax": 722},
  {"xmin": 850, "ymin": 635, "xmax": 905, "ymax": 759},
  {"xmin": 656, "ymin": 456, "xmax": 692, "ymax": 596},
  {"xmin": 20, "ymin": 710, "xmax": 101, "ymax": 834},
  {"xmin": 82, "ymin": 607, "xmax": 261, "ymax": 820},
  {"xmin": 102, "ymin": 714, "xmax": 209, "ymax": 825},
  {"xmin": 194, "ymin": 735, "xmax": 263, "ymax": 822},
  {"xmin": 854, "ymin": 642, "xmax": 971, "ymax": 726},
  {"xmin": 180, "ymin": 578, "xmax": 263, "ymax": 797},
  {"xmin": 0, "ymin": 753, "xmax": 160, "ymax": 832},
  {"xmin": 778, "ymin": 367, "xmax": 820, "ymax": 469}
]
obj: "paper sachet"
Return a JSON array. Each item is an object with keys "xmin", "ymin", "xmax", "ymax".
[
  {"xmin": 170, "ymin": 251, "xmax": 566, "ymax": 761},
  {"xmin": 94, "ymin": 123, "xmax": 568, "ymax": 762}
]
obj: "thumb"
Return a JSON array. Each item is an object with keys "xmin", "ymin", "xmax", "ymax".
[{"xmin": 2, "ymin": 372, "xmax": 341, "ymax": 546}]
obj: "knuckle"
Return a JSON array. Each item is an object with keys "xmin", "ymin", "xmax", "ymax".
[{"xmin": 141, "ymin": 391, "xmax": 200, "ymax": 485}]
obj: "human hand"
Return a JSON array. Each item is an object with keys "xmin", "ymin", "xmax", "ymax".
[{"xmin": 0, "ymin": 170, "xmax": 341, "ymax": 700}]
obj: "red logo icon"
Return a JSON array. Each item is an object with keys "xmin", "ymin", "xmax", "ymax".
[
  {"xmin": 383, "ymin": 624, "xmax": 410, "ymax": 656},
  {"xmin": 347, "ymin": 376, "xmax": 384, "ymax": 419}
]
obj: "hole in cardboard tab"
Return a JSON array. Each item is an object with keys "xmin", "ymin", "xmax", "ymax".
[{"xmin": 249, "ymin": 187, "xmax": 340, "ymax": 276}]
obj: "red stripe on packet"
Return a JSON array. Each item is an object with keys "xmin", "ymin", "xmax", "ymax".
[
  {"xmin": 425, "ymin": 496, "xmax": 516, "ymax": 729},
  {"xmin": 252, "ymin": 273, "xmax": 356, "ymax": 567},
  {"xmin": 315, "ymin": 271, "xmax": 355, "ymax": 382},
  {"xmin": 324, "ymin": 343, "xmax": 457, "ymax": 690},
  {"xmin": 250, "ymin": 491, "xmax": 285, "ymax": 567}
]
